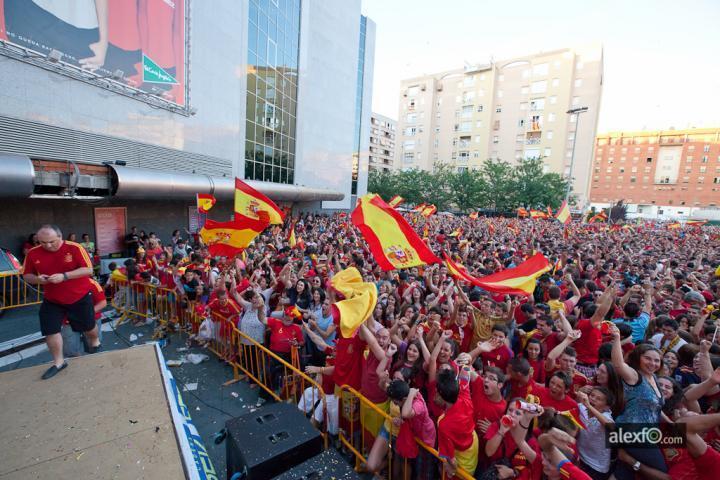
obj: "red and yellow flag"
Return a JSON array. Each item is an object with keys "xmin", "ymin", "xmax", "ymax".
[
  {"xmin": 330, "ymin": 267, "xmax": 378, "ymax": 338},
  {"xmin": 588, "ymin": 211, "xmax": 608, "ymax": 223},
  {"xmin": 530, "ymin": 209, "xmax": 548, "ymax": 219},
  {"xmin": 667, "ymin": 221, "xmax": 681, "ymax": 230},
  {"xmin": 351, "ymin": 194, "xmax": 441, "ymax": 271},
  {"xmin": 469, "ymin": 211, "xmax": 479, "ymax": 220},
  {"xmin": 412, "ymin": 203, "xmax": 427, "ymax": 213},
  {"xmin": 686, "ymin": 220, "xmax": 708, "ymax": 227},
  {"xmin": 517, "ymin": 207, "xmax": 529, "ymax": 218},
  {"xmin": 199, "ymin": 216, "xmax": 268, "ymax": 257},
  {"xmin": 388, "ymin": 195, "xmax": 404, "ymax": 208},
  {"xmin": 288, "ymin": 224, "xmax": 297, "ymax": 248},
  {"xmin": 421, "ymin": 204, "xmax": 437, "ymax": 217},
  {"xmin": 555, "ymin": 201, "xmax": 571, "ymax": 225},
  {"xmin": 473, "ymin": 253, "xmax": 551, "ymax": 296},
  {"xmin": 487, "ymin": 222, "xmax": 496, "ymax": 235},
  {"xmin": 448, "ymin": 227, "xmax": 463, "ymax": 238},
  {"xmin": 196, "ymin": 193, "xmax": 216, "ymax": 214},
  {"xmin": 234, "ymin": 178, "xmax": 285, "ymax": 225},
  {"xmin": 547, "ymin": 206, "xmax": 554, "ymax": 217},
  {"xmin": 444, "ymin": 252, "xmax": 479, "ymax": 284}
]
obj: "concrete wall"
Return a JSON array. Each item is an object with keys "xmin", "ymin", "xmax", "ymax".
[{"xmin": 0, "ymin": 199, "xmax": 234, "ymax": 258}]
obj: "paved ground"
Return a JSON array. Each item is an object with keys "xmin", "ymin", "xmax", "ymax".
[{"xmin": 0, "ymin": 304, "xmax": 40, "ymax": 344}]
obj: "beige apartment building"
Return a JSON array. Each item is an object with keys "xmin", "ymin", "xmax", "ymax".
[
  {"xmin": 369, "ymin": 113, "xmax": 397, "ymax": 172},
  {"xmin": 395, "ymin": 46, "xmax": 603, "ymax": 205}
]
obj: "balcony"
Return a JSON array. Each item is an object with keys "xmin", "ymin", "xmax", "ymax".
[{"xmin": 526, "ymin": 137, "xmax": 541, "ymax": 145}]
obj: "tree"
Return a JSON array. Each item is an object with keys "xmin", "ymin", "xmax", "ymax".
[
  {"xmin": 477, "ymin": 159, "xmax": 514, "ymax": 212},
  {"xmin": 511, "ymin": 158, "xmax": 570, "ymax": 210},
  {"xmin": 446, "ymin": 167, "xmax": 486, "ymax": 213}
]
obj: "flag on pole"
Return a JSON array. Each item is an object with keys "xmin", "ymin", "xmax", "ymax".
[
  {"xmin": 444, "ymin": 252, "xmax": 551, "ymax": 296},
  {"xmin": 469, "ymin": 211, "xmax": 479, "ymax": 220},
  {"xmin": 388, "ymin": 195, "xmax": 404, "ymax": 208},
  {"xmin": 472, "ymin": 253, "xmax": 551, "ymax": 296},
  {"xmin": 234, "ymin": 178, "xmax": 285, "ymax": 224},
  {"xmin": 412, "ymin": 203, "xmax": 427, "ymax": 213},
  {"xmin": 555, "ymin": 201, "xmax": 571, "ymax": 225},
  {"xmin": 421, "ymin": 204, "xmax": 437, "ymax": 217},
  {"xmin": 288, "ymin": 223, "xmax": 297, "ymax": 248},
  {"xmin": 196, "ymin": 193, "xmax": 216, "ymax": 214},
  {"xmin": 517, "ymin": 207, "xmax": 529, "ymax": 218},
  {"xmin": 588, "ymin": 211, "xmax": 608, "ymax": 223},
  {"xmin": 199, "ymin": 216, "xmax": 268, "ymax": 257},
  {"xmin": 351, "ymin": 194, "xmax": 441, "ymax": 271}
]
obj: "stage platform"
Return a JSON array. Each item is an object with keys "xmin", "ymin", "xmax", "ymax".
[{"xmin": 0, "ymin": 344, "xmax": 215, "ymax": 480}]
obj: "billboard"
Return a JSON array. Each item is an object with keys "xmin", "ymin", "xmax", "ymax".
[{"xmin": 0, "ymin": 0, "xmax": 187, "ymax": 107}]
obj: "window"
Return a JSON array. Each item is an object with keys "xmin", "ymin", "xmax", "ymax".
[
  {"xmin": 700, "ymin": 166, "xmax": 707, "ymax": 173},
  {"xmin": 714, "ymin": 177, "xmax": 720, "ymax": 184},
  {"xmin": 461, "ymin": 105, "xmax": 473, "ymax": 118},
  {"xmin": 687, "ymin": 156, "xmax": 693, "ymax": 162},
  {"xmin": 549, "ymin": 96, "xmax": 557, "ymax": 105},
  {"xmin": 493, "ymin": 136, "xmax": 499, "ymax": 143},
  {"xmin": 570, "ymin": 114, "xmax": 577, "ymax": 123},
  {"xmin": 477, "ymin": 105, "xmax": 484, "ymax": 112},
  {"xmin": 407, "ymin": 86, "xmax": 419, "ymax": 96},
  {"xmin": 704, "ymin": 145, "xmax": 710, "ymax": 153},
  {"xmin": 518, "ymin": 119, "xmax": 525, "ymax": 128},
  {"xmin": 702, "ymin": 156, "xmax": 708, "ymax": 163},
  {"xmin": 548, "ymin": 112, "xmax": 556, "ymax": 122},
  {"xmin": 530, "ymin": 98, "xmax": 546, "ymax": 111},
  {"xmin": 525, "ymin": 148, "xmax": 540, "ymax": 159},
  {"xmin": 404, "ymin": 126, "xmax": 416, "ymax": 136},
  {"xmin": 496, "ymin": 106, "xmax": 502, "ymax": 113},
  {"xmin": 498, "ymin": 74, "xmax": 504, "ymax": 81},
  {"xmin": 460, "ymin": 121, "xmax": 472, "ymax": 132},
  {"xmin": 544, "ymin": 147, "xmax": 552, "ymax": 157},
  {"xmin": 473, "ymin": 151, "xmax": 480, "ymax": 158},
  {"xmin": 462, "ymin": 91, "xmax": 475, "ymax": 103},
  {"xmin": 476, "ymin": 120, "xmax": 483, "ymax": 128},
  {"xmin": 546, "ymin": 131, "xmax": 554, "ymax": 140},
  {"xmin": 463, "ymin": 76, "xmax": 475, "ymax": 87},
  {"xmin": 576, "ymin": 61, "xmax": 584, "ymax": 70},
  {"xmin": 403, "ymin": 140, "xmax": 415, "ymax": 150},
  {"xmin": 531, "ymin": 80, "xmax": 547, "ymax": 93},
  {"xmin": 532, "ymin": 63, "xmax": 549, "ymax": 76},
  {"xmin": 572, "ymin": 96, "xmax": 580, "ymax": 106},
  {"xmin": 474, "ymin": 136, "xmax": 482, "ymax": 143},
  {"xmin": 403, "ymin": 152, "xmax": 414, "ymax": 163},
  {"xmin": 552, "ymin": 78, "xmax": 560, "ymax": 87},
  {"xmin": 619, "ymin": 167, "xmax": 625, "ymax": 173},
  {"xmin": 406, "ymin": 113, "xmax": 417, "ymax": 123},
  {"xmin": 646, "ymin": 157, "xmax": 653, "ymax": 163},
  {"xmin": 497, "ymin": 90, "xmax": 504, "ymax": 98},
  {"xmin": 574, "ymin": 78, "xmax": 583, "ymax": 87}
]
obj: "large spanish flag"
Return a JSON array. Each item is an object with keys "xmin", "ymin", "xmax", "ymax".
[
  {"xmin": 686, "ymin": 219, "xmax": 708, "ymax": 227},
  {"xmin": 421, "ymin": 204, "xmax": 437, "ymax": 217},
  {"xmin": 555, "ymin": 201, "xmax": 571, "ymax": 225},
  {"xmin": 667, "ymin": 221, "xmax": 681, "ymax": 230},
  {"xmin": 474, "ymin": 253, "xmax": 551, "ymax": 296},
  {"xmin": 444, "ymin": 252, "xmax": 480, "ymax": 285},
  {"xmin": 588, "ymin": 211, "xmax": 608, "ymax": 223},
  {"xmin": 234, "ymin": 178, "xmax": 285, "ymax": 225},
  {"xmin": 351, "ymin": 194, "xmax": 441, "ymax": 271},
  {"xmin": 388, "ymin": 195, "xmax": 404, "ymax": 208},
  {"xmin": 412, "ymin": 203, "xmax": 427, "ymax": 213},
  {"xmin": 199, "ymin": 216, "xmax": 268, "ymax": 257},
  {"xmin": 530, "ymin": 209, "xmax": 548, "ymax": 219},
  {"xmin": 196, "ymin": 193, "xmax": 216, "ymax": 214}
]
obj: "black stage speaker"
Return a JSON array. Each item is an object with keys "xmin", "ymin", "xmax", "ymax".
[
  {"xmin": 226, "ymin": 402, "xmax": 323, "ymax": 479},
  {"xmin": 272, "ymin": 449, "xmax": 360, "ymax": 479}
]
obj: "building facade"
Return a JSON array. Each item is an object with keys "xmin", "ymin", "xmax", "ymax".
[
  {"xmin": 394, "ymin": 46, "xmax": 603, "ymax": 205},
  {"xmin": 589, "ymin": 128, "xmax": 720, "ymax": 220},
  {"xmin": 369, "ymin": 113, "xmax": 397, "ymax": 172},
  {"xmin": 0, "ymin": 0, "xmax": 374, "ymax": 253}
]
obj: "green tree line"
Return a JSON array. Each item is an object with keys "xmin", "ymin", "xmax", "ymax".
[{"xmin": 368, "ymin": 158, "xmax": 571, "ymax": 213}]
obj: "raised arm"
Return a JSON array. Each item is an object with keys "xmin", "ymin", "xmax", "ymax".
[
  {"xmin": 545, "ymin": 330, "xmax": 581, "ymax": 371},
  {"xmin": 360, "ymin": 323, "xmax": 386, "ymax": 361},
  {"xmin": 609, "ymin": 324, "xmax": 638, "ymax": 384}
]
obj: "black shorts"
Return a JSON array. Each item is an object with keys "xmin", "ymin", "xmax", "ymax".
[{"xmin": 39, "ymin": 292, "xmax": 95, "ymax": 336}]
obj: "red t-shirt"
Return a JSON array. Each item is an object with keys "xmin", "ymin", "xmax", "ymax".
[
  {"xmin": 484, "ymin": 422, "xmax": 542, "ymax": 479},
  {"xmin": 662, "ymin": 447, "xmax": 697, "ymax": 480},
  {"xmin": 267, "ymin": 317, "xmax": 303, "ymax": 353},
  {"xmin": 361, "ymin": 351, "xmax": 387, "ymax": 404},
  {"xmin": 331, "ymin": 306, "xmax": 366, "ymax": 390},
  {"xmin": 470, "ymin": 377, "xmax": 506, "ymax": 429},
  {"xmin": 480, "ymin": 345, "xmax": 513, "ymax": 371},
  {"xmin": 538, "ymin": 389, "xmax": 579, "ymax": 413},
  {"xmin": 527, "ymin": 358, "xmax": 546, "ymax": 384},
  {"xmin": 574, "ymin": 319, "xmax": 602, "ymax": 365},
  {"xmin": 438, "ymin": 379, "xmax": 476, "ymax": 460},
  {"xmin": 693, "ymin": 444, "xmax": 720, "ymax": 480},
  {"xmin": 509, "ymin": 380, "xmax": 548, "ymax": 402},
  {"xmin": 207, "ymin": 298, "xmax": 242, "ymax": 321},
  {"xmin": 23, "ymin": 242, "xmax": 93, "ymax": 304},
  {"xmin": 558, "ymin": 460, "xmax": 592, "ymax": 480}
]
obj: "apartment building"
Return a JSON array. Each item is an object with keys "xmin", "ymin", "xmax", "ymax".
[
  {"xmin": 395, "ymin": 46, "xmax": 603, "ymax": 205},
  {"xmin": 369, "ymin": 113, "xmax": 397, "ymax": 172},
  {"xmin": 589, "ymin": 128, "xmax": 720, "ymax": 219}
]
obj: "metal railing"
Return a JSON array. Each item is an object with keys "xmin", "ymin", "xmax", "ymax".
[{"xmin": 0, "ymin": 272, "xmax": 42, "ymax": 312}]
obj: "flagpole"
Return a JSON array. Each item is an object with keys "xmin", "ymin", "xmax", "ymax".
[{"xmin": 565, "ymin": 107, "xmax": 589, "ymax": 202}]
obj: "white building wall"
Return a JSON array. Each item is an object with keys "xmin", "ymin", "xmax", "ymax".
[
  {"xmin": 294, "ymin": 0, "xmax": 370, "ymax": 210},
  {"xmin": 355, "ymin": 18, "xmax": 376, "ymax": 199}
]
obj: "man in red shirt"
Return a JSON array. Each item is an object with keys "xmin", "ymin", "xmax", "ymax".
[
  {"xmin": 507, "ymin": 357, "xmax": 548, "ymax": 402},
  {"xmin": 437, "ymin": 367, "xmax": 479, "ymax": 478},
  {"xmin": 23, "ymin": 225, "xmax": 99, "ymax": 379}
]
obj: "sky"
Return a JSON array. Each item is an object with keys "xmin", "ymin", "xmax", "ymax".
[{"xmin": 361, "ymin": 0, "xmax": 720, "ymax": 133}]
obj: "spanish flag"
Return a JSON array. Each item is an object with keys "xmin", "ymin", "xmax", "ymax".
[
  {"xmin": 412, "ymin": 203, "xmax": 427, "ymax": 213},
  {"xmin": 351, "ymin": 194, "xmax": 441, "ymax": 271},
  {"xmin": 555, "ymin": 201, "xmax": 571, "ymax": 225},
  {"xmin": 530, "ymin": 209, "xmax": 548, "ymax": 219},
  {"xmin": 667, "ymin": 222, "xmax": 681, "ymax": 230},
  {"xmin": 686, "ymin": 220, "xmax": 708, "ymax": 227},
  {"xmin": 588, "ymin": 211, "xmax": 608, "ymax": 223},
  {"xmin": 330, "ymin": 267, "xmax": 378, "ymax": 338},
  {"xmin": 199, "ymin": 216, "xmax": 268, "ymax": 257},
  {"xmin": 448, "ymin": 227, "xmax": 463, "ymax": 238},
  {"xmin": 473, "ymin": 253, "xmax": 551, "ymax": 296},
  {"xmin": 388, "ymin": 195, "xmax": 404, "ymax": 208},
  {"xmin": 196, "ymin": 193, "xmax": 216, "ymax": 214},
  {"xmin": 547, "ymin": 206, "xmax": 554, "ymax": 217},
  {"xmin": 517, "ymin": 207, "xmax": 529, "ymax": 218},
  {"xmin": 469, "ymin": 211, "xmax": 479, "ymax": 220},
  {"xmin": 421, "ymin": 204, "xmax": 437, "ymax": 217},
  {"xmin": 234, "ymin": 178, "xmax": 285, "ymax": 225},
  {"xmin": 444, "ymin": 252, "xmax": 480, "ymax": 285},
  {"xmin": 288, "ymin": 224, "xmax": 297, "ymax": 248}
]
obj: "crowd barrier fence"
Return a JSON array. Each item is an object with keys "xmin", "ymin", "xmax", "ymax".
[
  {"xmin": 0, "ymin": 272, "xmax": 42, "ymax": 312},
  {"xmin": 109, "ymin": 279, "xmax": 475, "ymax": 478}
]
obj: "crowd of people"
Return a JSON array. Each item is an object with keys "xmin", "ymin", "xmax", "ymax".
[{"xmin": 27, "ymin": 212, "xmax": 720, "ymax": 479}]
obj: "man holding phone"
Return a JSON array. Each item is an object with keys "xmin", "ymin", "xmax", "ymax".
[{"xmin": 22, "ymin": 225, "xmax": 100, "ymax": 379}]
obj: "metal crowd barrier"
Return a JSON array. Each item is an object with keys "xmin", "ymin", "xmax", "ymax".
[
  {"xmin": 337, "ymin": 385, "xmax": 475, "ymax": 480},
  {"xmin": 109, "ymin": 280, "xmax": 475, "ymax": 477},
  {"xmin": 0, "ymin": 272, "xmax": 42, "ymax": 312}
]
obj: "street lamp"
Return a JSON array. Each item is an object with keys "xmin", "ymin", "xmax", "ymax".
[{"xmin": 565, "ymin": 106, "xmax": 589, "ymax": 201}]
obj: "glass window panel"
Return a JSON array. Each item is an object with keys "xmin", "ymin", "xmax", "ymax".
[
  {"xmin": 245, "ymin": 120, "xmax": 255, "ymax": 143},
  {"xmin": 263, "ymin": 165, "xmax": 272, "ymax": 182},
  {"xmin": 248, "ymin": 25, "xmax": 258, "ymax": 54},
  {"xmin": 287, "ymin": 169, "xmax": 294, "ymax": 184},
  {"xmin": 272, "ymin": 166, "xmax": 281, "ymax": 183},
  {"xmin": 245, "ymin": 141, "xmax": 254, "ymax": 160},
  {"xmin": 245, "ymin": 161, "xmax": 254, "ymax": 179},
  {"xmin": 280, "ymin": 168, "xmax": 288, "ymax": 184}
]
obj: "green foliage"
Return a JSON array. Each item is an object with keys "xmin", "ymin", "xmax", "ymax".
[{"xmin": 366, "ymin": 157, "xmax": 571, "ymax": 212}]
